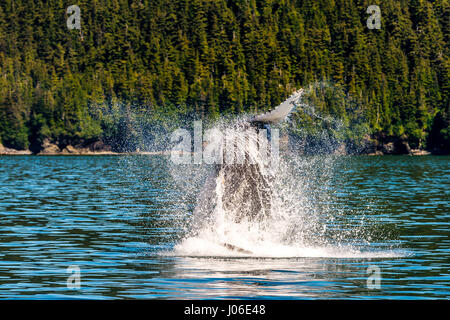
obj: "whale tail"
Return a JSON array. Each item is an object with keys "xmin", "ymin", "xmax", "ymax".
[{"xmin": 250, "ymin": 89, "xmax": 303, "ymax": 125}]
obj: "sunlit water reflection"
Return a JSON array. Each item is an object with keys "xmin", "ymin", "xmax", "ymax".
[{"xmin": 0, "ymin": 155, "xmax": 448, "ymax": 299}]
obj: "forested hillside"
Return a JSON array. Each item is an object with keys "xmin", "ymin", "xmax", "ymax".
[{"xmin": 0, "ymin": 0, "xmax": 448, "ymax": 153}]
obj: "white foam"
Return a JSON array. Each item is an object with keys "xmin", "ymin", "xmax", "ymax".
[
  {"xmin": 169, "ymin": 235, "xmax": 408, "ymax": 258},
  {"xmin": 167, "ymin": 107, "xmax": 407, "ymax": 261}
]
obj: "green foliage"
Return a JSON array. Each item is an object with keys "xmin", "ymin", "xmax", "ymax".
[{"xmin": 0, "ymin": 0, "xmax": 448, "ymax": 152}]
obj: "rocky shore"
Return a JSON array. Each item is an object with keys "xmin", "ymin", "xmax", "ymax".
[
  {"xmin": 284, "ymin": 133, "xmax": 440, "ymax": 156},
  {"xmin": 363, "ymin": 133, "xmax": 433, "ymax": 156},
  {"xmin": 0, "ymin": 135, "xmax": 444, "ymax": 156},
  {"xmin": 0, "ymin": 139, "xmax": 117, "ymax": 155},
  {"xmin": 0, "ymin": 142, "xmax": 32, "ymax": 155},
  {"xmin": 36, "ymin": 139, "xmax": 118, "ymax": 155},
  {"xmin": 0, "ymin": 139, "xmax": 173, "ymax": 155}
]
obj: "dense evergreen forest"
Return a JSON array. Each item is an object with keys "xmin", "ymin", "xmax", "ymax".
[{"xmin": 0, "ymin": 0, "xmax": 448, "ymax": 153}]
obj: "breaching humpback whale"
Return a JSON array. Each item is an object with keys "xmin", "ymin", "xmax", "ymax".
[{"xmin": 191, "ymin": 90, "xmax": 304, "ymax": 252}]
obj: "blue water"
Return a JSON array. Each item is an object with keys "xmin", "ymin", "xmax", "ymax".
[{"xmin": 0, "ymin": 155, "xmax": 448, "ymax": 299}]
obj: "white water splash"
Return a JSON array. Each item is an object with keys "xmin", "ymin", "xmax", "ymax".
[
  {"xmin": 168, "ymin": 113, "xmax": 404, "ymax": 259},
  {"xmin": 171, "ymin": 237, "xmax": 407, "ymax": 258}
]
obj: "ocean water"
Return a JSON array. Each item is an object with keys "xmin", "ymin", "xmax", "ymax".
[{"xmin": 0, "ymin": 155, "xmax": 448, "ymax": 299}]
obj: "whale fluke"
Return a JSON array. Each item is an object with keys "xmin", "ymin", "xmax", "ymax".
[{"xmin": 251, "ymin": 89, "xmax": 303, "ymax": 124}]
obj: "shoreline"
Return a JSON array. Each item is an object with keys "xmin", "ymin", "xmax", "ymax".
[
  {"xmin": 0, "ymin": 149, "xmax": 442, "ymax": 156},
  {"xmin": 0, "ymin": 150, "xmax": 173, "ymax": 156},
  {"xmin": 0, "ymin": 139, "xmax": 443, "ymax": 157}
]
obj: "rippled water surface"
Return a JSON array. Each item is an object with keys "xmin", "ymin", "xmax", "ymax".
[{"xmin": 0, "ymin": 155, "xmax": 448, "ymax": 299}]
